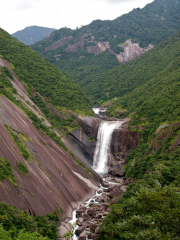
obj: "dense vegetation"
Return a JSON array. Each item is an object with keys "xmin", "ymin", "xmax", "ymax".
[
  {"xmin": 85, "ymin": 30, "xmax": 180, "ymax": 104},
  {"xmin": 99, "ymin": 183, "xmax": 180, "ymax": 239},
  {"xmin": 106, "ymin": 31, "xmax": 180, "ymax": 122},
  {"xmin": 0, "ymin": 28, "xmax": 93, "ymax": 119},
  {"xmin": 0, "ymin": 202, "xmax": 60, "ymax": 240},
  {"xmin": 0, "ymin": 29, "xmax": 95, "ymax": 240},
  {"xmin": 32, "ymin": 0, "xmax": 180, "ymax": 92},
  {"xmin": 11, "ymin": 26, "xmax": 56, "ymax": 45},
  {"xmin": 98, "ymin": 30, "xmax": 180, "ymax": 240}
]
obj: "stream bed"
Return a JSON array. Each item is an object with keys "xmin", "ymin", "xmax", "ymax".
[
  {"xmin": 69, "ymin": 176, "xmax": 126, "ymax": 240},
  {"xmin": 62, "ymin": 110, "xmax": 126, "ymax": 239}
]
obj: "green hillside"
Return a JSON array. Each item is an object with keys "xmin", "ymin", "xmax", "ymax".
[
  {"xmin": 0, "ymin": 28, "xmax": 93, "ymax": 123},
  {"xmin": 98, "ymin": 31, "xmax": 180, "ymax": 240},
  {"xmin": 31, "ymin": 0, "xmax": 180, "ymax": 91},
  {"xmin": 12, "ymin": 26, "xmax": 56, "ymax": 45},
  {"xmin": 87, "ymin": 30, "xmax": 180, "ymax": 104},
  {"xmin": 106, "ymin": 31, "xmax": 180, "ymax": 122}
]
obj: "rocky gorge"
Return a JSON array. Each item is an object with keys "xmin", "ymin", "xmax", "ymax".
[
  {"xmin": 58, "ymin": 109, "xmax": 141, "ymax": 239},
  {"xmin": 67, "ymin": 110, "xmax": 140, "ymax": 176}
]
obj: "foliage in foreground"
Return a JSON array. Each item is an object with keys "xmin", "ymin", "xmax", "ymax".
[
  {"xmin": 99, "ymin": 183, "xmax": 180, "ymax": 240},
  {"xmin": 0, "ymin": 202, "xmax": 61, "ymax": 240},
  {"xmin": 0, "ymin": 224, "xmax": 49, "ymax": 240}
]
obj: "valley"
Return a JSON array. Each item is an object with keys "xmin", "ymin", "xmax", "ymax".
[{"xmin": 0, "ymin": 0, "xmax": 180, "ymax": 239}]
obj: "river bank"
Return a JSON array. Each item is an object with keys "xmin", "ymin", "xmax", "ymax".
[
  {"xmin": 59, "ymin": 111, "xmax": 129, "ymax": 239},
  {"xmin": 59, "ymin": 174, "xmax": 128, "ymax": 240}
]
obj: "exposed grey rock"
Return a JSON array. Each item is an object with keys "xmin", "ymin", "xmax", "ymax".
[
  {"xmin": 102, "ymin": 181, "xmax": 109, "ymax": 188},
  {"xmin": 87, "ymin": 209, "xmax": 96, "ymax": 216},
  {"xmin": 75, "ymin": 226, "xmax": 86, "ymax": 236}
]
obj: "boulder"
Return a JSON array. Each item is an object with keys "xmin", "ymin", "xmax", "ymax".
[
  {"xmin": 103, "ymin": 188, "xmax": 109, "ymax": 192},
  {"xmin": 102, "ymin": 181, "xmax": 109, "ymax": 188},
  {"xmin": 78, "ymin": 231, "xmax": 87, "ymax": 240},
  {"xmin": 114, "ymin": 169, "xmax": 125, "ymax": 177},
  {"xmin": 76, "ymin": 217, "xmax": 84, "ymax": 226},
  {"xmin": 78, "ymin": 236, "xmax": 86, "ymax": 240},
  {"xmin": 75, "ymin": 226, "xmax": 86, "ymax": 236},
  {"xmin": 107, "ymin": 190, "xmax": 123, "ymax": 198},
  {"xmin": 107, "ymin": 185, "xmax": 118, "ymax": 192},
  {"xmin": 102, "ymin": 203, "xmax": 110, "ymax": 211},
  {"xmin": 89, "ymin": 203, "xmax": 97, "ymax": 208},
  {"xmin": 88, "ymin": 233, "xmax": 94, "ymax": 239},
  {"xmin": 82, "ymin": 213, "xmax": 91, "ymax": 220},
  {"xmin": 95, "ymin": 196, "xmax": 105, "ymax": 202},
  {"xmin": 76, "ymin": 207, "xmax": 86, "ymax": 217},
  {"xmin": 108, "ymin": 167, "xmax": 125, "ymax": 177},
  {"xmin": 95, "ymin": 213, "xmax": 103, "ymax": 218},
  {"xmin": 90, "ymin": 223, "xmax": 99, "ymax": 232},
  {"xmin": 97, "ymin": 190, "xmax": 102, "ymax": 194},
  {"xmin": 87, "ymin": 209, "xmax": 96, "ymax": 216}
]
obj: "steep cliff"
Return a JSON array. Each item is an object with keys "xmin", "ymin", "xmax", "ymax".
[
  {"xmin": 68, "ymin": 116, "xmax": 140, "ymax": 168},
  {"xmin": 111, "ymin": 123, "xmax": 141, "ymax": 158},
  {"xmin": 0, "ymin": 58, "xmax": 100, "ymax": 221},
  {"xmin": 67, "ymin": 117, "xmax": 102, "ymax": 164},
  {"xmin": 0, "ymin": 96, "xmax": 99, "ymax": 218}
]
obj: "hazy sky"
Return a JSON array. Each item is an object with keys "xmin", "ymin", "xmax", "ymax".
[{"xmin": 2, "ymin": 0, "xmax": 154, "ymax": 34}]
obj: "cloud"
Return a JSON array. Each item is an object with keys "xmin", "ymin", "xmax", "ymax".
[
  {"xmin": 98, "ymin": 0, "xmax": 143, "ymax": 3},
  {"xmin": 15, "ymin": 1, "xmax": 33, "ymax": 11}
]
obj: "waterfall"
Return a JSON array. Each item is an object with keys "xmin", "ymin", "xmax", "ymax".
[
  {"xmin": 93, "ymin": 121, "xmax": 123, "ymax": 174},
  {"xmin": 92, "ymin": 108, "xmax": 100, "ymax": 115}
]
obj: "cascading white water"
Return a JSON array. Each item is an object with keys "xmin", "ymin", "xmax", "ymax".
[
  {"xmin": 92, "ymin": 108, "xmax": 100, "ymax": 115},
  {"xmin": 93, "ymin": 121, "xmax": 123, "ymax": 174}
]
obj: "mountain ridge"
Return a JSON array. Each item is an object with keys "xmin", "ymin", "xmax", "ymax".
[
  {"xmin": 12, "ymin": 25, "xmax": 56, "ymax": 45},
  {"xmin": 31, "ymin": 0, "xmax": 180, "ymax": 91}
]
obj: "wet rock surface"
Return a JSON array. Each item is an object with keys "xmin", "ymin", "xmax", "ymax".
[{"xmin": 66, "ymin": 177, "xmax": 127, "ymax": 240}]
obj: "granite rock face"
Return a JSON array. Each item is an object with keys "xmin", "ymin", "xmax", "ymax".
[
  {"xmin": 0, "ymin": 59, "xmax": 100, "ymax": 219},
  {"xmin": 116, "ymin": 39, "xmax": 154, "ymax": 63},
  {"xmin": 67, "ymin": 117, "xmax": 102, "ymax": 164},
  {"xmin": 111, "ymin": 123, "xmax": 141, "ymax": 158},
  {"xmin": 68, "ymin": 117, "xmax": 140, "ymax": 166},
  {"xmin": 0, "ymin": 96, "xmax": 100, "ymax": 219}
]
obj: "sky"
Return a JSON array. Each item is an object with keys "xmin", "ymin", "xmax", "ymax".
[{"xmin": 1, "ymin": 0, "xmax": 154, "ymax": 34}]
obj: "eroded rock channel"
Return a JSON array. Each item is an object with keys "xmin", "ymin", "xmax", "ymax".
[{"xmin": 59, "ymin": 109, "xmax": 137, "ymax": 240}]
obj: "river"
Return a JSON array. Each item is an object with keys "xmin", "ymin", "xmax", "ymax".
[{"xmin": 68, "ymin": 109, "xmax": 124, "ymax": 240}]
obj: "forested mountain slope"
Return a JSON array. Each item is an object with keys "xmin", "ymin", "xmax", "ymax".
[
  {"xmin": 105, "ymin": 30, "xmax": 180, "ymax": 120},
  {"xmin": 86, "ymin": 30, "xmax": 180, "ymax": 104},
  {"xmin": 98, "ymin": 30, "xmax": 180, "ymax": 240},
  {"xmin": 31, "ymin": 0, "xmax": 180, "ymax": 90},
  {"xmin": 12, "ymin": 26, "xmax": 56, "ymax": 45},
  {"xmin": 0, "ymin": 29, "xmax": 99, "ymax": 239},
  {"xmin": 0, "ymin": 28, "xmax": 93, "ymax": 133}
]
